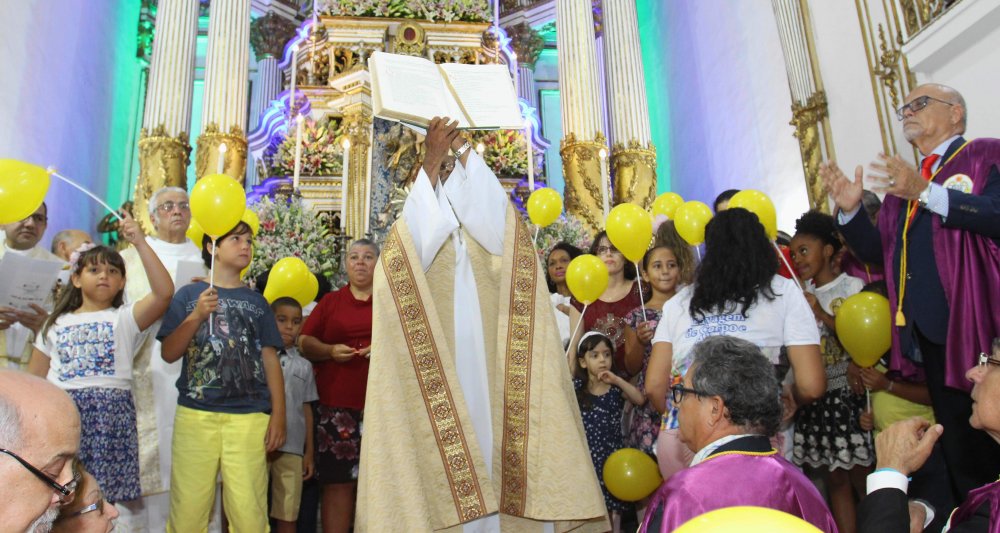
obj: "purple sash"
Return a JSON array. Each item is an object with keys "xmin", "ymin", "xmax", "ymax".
[
  {"xmin": 950, "ymin": 481, "xmax": 1000, "ymax": 532},
  {"xmin": 878, "ymin": 138, "xmax": 1000, "ymax": 391}
]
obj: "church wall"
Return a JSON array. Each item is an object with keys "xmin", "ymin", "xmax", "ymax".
[{"xmin": 0, "ymin": 0, "xmax": 143, "ymax": 248}]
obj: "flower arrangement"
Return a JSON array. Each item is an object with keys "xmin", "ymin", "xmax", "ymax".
[
  {"xmin": 531, "ymin": 213, "xmax": 593, "ymax": 263},
  {"xmin": 470, "ymin": 129, "xmax": 542, "ymax": 178},
  {"xmin": 320, "ymin": 0, "xmax": 492, "ymax": 22},
  {"xmin": 267, "ymin": 118, "xmax": 344, "ymax": 177},
  {"xmin": 247, "ymin": 195, "xmax": 339, "ymax": 284}
]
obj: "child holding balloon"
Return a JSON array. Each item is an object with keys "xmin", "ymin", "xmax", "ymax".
[
  {"xmin": 570, "ymin": 331, "xmax": 646, "ymax": 533},
  {"xmin": 28, "ymin": 211, "xmax": 174, "ymax": 504},
  {"xmin": 158, "ymin": 220, "xmax": 286, "ymax": 533},
  {"xmin": 787, "ymin": 211, "xmax": 871, "ymax": 533}
]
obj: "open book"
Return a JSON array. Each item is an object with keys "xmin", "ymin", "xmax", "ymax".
[{"xmin": 369, "ymin": 51, "xmax": 524, "ymax": 130}]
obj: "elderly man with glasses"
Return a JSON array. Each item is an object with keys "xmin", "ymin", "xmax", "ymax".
[
  {"xmin": 860, "ymin": 339, "xmax": 1000, "ymax": 533},
  {"xmin": 821, "ymin": 83, "xmax": 1000, "ymax": 502},
  {"xmin": 117, "ymin": 186, "xmax": 207, "ymax": 531},
  {"xmin": 640, "ymin": 336, "xmax": 836, "ymax": 532},
  {"xmin": 0, "ymin": 370, "xmax": 81, "ymax": 533}
]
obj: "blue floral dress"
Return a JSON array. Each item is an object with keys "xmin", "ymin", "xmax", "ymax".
[{"xmin": 575, "ymin": 378, "xmax": 628, "ymax": 513}]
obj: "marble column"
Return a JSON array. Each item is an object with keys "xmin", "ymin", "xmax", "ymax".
[
  {"xmin": 771, "ymin": 0, "xmax": 834, "ymax": 212},
  {"xmin": 136, "ymin": 0, "xmax": 199, "ymax": 235},
  {"xmin": 556, "ymin": 0, "xmax": 607, "ymax": 234},
  {"xmin": 196, "ymin": 0, "xmax": 251, "ymax": 182},
  {"xmin": 603, "ymin": 0, "xmax": 657, "ymax": 208},
  {"xmin": 507, "ymin": 22, "xmax": 543, "ymax": 110},
  {"xmin": 247, "ymin": 12, "xmax": 297, "ymax": 187}
]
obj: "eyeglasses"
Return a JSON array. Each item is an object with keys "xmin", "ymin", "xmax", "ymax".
[
  {"xmin": 156, "ymin": 201, "xmax": 190, "ymax": 213},
  {"xmin": 69, "ymin": 491, "xmax": 106, "ymax": 517},
  {"xmin": 896, "ymin": 95, "xmax": 955, "ymax": 121},
  {"xmin": 0, "ymin": 449, "xmax": 80, "ymax": 502},
  {"xmin": 595, "ymin": 245, "xmax": 621, "ymax": 256},
  {"xmin": 671, "ymin": 384, "xmax": 707, "ymax": 404},
  {"xmin": 978, "ymin": 353, "xmax": 1000, "ymax": 368}
]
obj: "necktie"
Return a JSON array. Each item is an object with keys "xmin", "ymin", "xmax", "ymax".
[{"xmin": 921, "ymin": 154, "xmax": 941, "ymax": 180}]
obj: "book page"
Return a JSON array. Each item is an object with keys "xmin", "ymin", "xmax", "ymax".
[
  {"xmin": 0, "ymin": 253, "xmax": 63, "ymax": 311},
  {"xmin": 369, "ymin": 52, "xmax": 469, "ymax": 128},
  {"xmin": 437, "ymin": 63, "xmax": 523, "ymax": 129}
]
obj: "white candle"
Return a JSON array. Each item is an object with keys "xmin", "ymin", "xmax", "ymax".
[
  {"xmin": 289, "ymin": 45, "xmax": 299, "ymax": 113},
  {"xmin": 363, "ymin": 139, "xmax": 372, "ymax": 236},
  {"xmin": 476, "ymin": 142, "xmax": 485, "ymax": 154},
  {"xmin": 341, "ymin": 137, "xmax": 350, "ymax": 230},
  {"xmin": 292, "ymin": 115, "xmax": 304, "ymax": 189},
  {"xmin": 599, "ymin": 147, "xmax": 609, "ymax": 218},
  {"xmin": 524, "ymin": 124, "xmax": 534, "ymax": 190},
  {"xmin": 217, "ymin": 143, "xmax": 227, "ymax": 174}
]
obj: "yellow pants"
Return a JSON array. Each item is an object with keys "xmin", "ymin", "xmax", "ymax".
[{"xmin": 167, "ymin": 405, "xmax": 270, "ymax": 533}]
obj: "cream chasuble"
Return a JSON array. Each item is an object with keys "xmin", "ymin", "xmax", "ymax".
[{"xmin": 358, "ymin": 153, "xmax": 608, "ymax": 532}]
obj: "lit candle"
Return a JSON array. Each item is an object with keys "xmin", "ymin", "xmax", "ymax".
[
  {"xmin": 341, "ymin": 137, "xmax": 351, "ymax": 230},
  {"xmin": 476, "ymin": 142, "xmax": 485, "ymax": 154},
  {"xmin": 289, "ymin": 45, "xmax": 299, "ymax": 114},
  {"xmin": 217, "ymin": 143, "xmax": 227, "ymax": 174},
  {"xmin": 292, "ymin": 115, "xmax": 304, "ymax": 189},
  {"xmin": 524, "ymin": 123, "xmax": 534, "ymax": 190},
  {"xmin": 599, "ymin": 147, "xmax": 609, "ymax": 219}
]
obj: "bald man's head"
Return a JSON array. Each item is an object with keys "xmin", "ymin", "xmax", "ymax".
[
  {"xmin": 0, "ymin": 371, "xmax": 81, "ymax": 533},
  {"xmin": 50, "ymin": 229, "xmax": 93, "ymax": 262}
]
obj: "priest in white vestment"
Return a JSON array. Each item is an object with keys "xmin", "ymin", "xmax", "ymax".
[
  {"xmin": 118, "ymin": 186, "xmax": 218, "ymax": 532},
  {"xmin": 358, "ymin": 118, "xmax": 609, "ymax": 532}
]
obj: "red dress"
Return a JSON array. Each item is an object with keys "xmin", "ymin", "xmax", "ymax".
[
  {"xmin": 571, "ymin": 281, "xmax": 642, "ymax": 375},
  {"xmin": 301, "ymin": 285, "xmax": 372, "ymax": 410}
]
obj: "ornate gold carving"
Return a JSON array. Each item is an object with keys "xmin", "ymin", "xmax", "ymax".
[
  {"xmin": 499, "ymin": 217, "xmax": 536, "ymax": 516},
  {"xmin": 249, "ymin": 11, "xmax": 298, "ymax": 60},
  {"xmin": 381, "ymin": 226, "xmax": 487, "ymax": 522},
  {"xmin": 561, "ymin": 132, "xmax": 608, "ymax": 235},
  {"xmin": 898, "ymin": 0, "xmax": 956, "ymax": 40},
  {"xmin": 342, "ymin": 110, "xmax": 373, "ymax": 238},
  {"xmin": 506, "ymin": 22, "xmax": 544, "ymax": 68},
  {"xmin": 393, "ymin": 21, "xmax": 426, "ymax": 57},
  {"xmin": 332, "ymin": 46, "xmax": 374, "ymax": 76},
  {"xmin": 610, "ymin": 141, "xmax": 657, "ymax": 209},
  {"xmin": 877, "ymin": 24, "xmax": 902, "ymax": 110},
  {"xmin": 195, "ymin": 123, "xmax": 248, "ymax": 182},
  {"xmin": 136, "ymin": 125, "xmax": 191, "ymax": 234},
  {"xmin": 790, "ymin": 91, "xmax": 831, "ymax": 213},
  {"xmin": 433, "ymin": 48, "xmax": 479, "ymax": 65}
]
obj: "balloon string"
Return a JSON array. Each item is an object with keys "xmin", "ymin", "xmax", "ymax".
[
  {"xmin": 694, "ymin": 246, "xmax": 701, "ymax": 263},
  {"xmin": 564, "ymin": 303, "xmax": 588, "ymax": 362},
  {"xmin": 50, "ymin": 171, "xmax": 123, "ymax": 221},
  {"xmin": 635, "ymin": 262, "xmax": 646, "ymax": 318},
  {"xmin": 533, "ymin": 225, "xmax": 540, "ymax": 248},
  {"xmin": 865, "ymin": 387, "xmax": 872, "ymax": 450},
  {"xmin": 209, "ymin": 238, "xmax": 216, "ymax": 337},
  {"xmin": 773, "ymin": 241, "xmax": 802, "ymax": 290}
]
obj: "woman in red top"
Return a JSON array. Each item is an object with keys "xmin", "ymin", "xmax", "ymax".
[
  {"xmin": 300, "ymin": 239, "xmax": 378, "ymax": 533},
  {"xmin": 571, "ymin": 231, "xmax": 642, "ymax": 377}
]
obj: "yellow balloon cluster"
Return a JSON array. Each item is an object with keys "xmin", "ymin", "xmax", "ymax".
[
  {"xmin": 675, "ymin": 506, "xmax": 822, "ymax": 533},
  {"xmin": 264, "ymin": 257, "xmax": 319, "ymax": 307},
  {"xmin": 602, "ymin": 448, "xmax": 662, "ymax": 502},
  {"xmin": 0, "ymin": 160, "xmax": 51, "ymax": 225},
  {"xmin": 651, "ymin": 192, "xmax": 684, "ymax": 219},
  {"xmin": 526, "ymin": 188, "xmax": 563, "ymax": 227},
  {"xmin": 729, "ymin": 189, "xmax": 778, "ymax": 240},
  {"xmin": 565, "ymin": 255, "xmax": 608, "ymax": 305},
  {"xmin": 835, "ymin": 292, "xmax": 892, "ymax": 368},
  {"xmin": 606, "ymin": 203, "xmax": 653, "ymax": 262},
  {"xmin": 674, "ymin": 201, "xmax": 713, "ymax": 246},
  {"xmin": 190, "ymin": 174, "xmax": 247, "ymax": 237}
]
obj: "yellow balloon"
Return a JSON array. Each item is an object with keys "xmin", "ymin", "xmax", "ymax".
[
  {"xmin": 651, "ymin": 192, "xmax": 684, "ymax": 219},
  {"xmin": 674, "ymin": 201, "xmax": 713, "ymax": 246},
  {"xmin": 186, "ymin": 219, "xmax": 206, "ymax": 249},
  {"xmin": 293, "ymin": 271, "xmax": 320, "ymax": 307},
  {"xmin": 264, "ymin": 257, "xmax": 312, "ymax": 304},
  {"xmin": 526, "ymin": 188, "xmax": 563, "ymax": 227},
  {"xmin": 565, "ymin": 254, "xmax": 609, "ymax": 305},
  {"xmin": 0, "ymin": 159, "xmax": 51, "ymax": 225},
  {"xmin": 242, "ymin": 208, "xmax": 260, "ymax": 235},
  {"xmin": 674, "ymin": 506, "xmax": 823, "ymax": 533},
  {"xmin": 834, "ymin": 292, "xmax": 892, "ymax": 368},
  {"xmin": 602, "ymin": 448, "xmax": 662, "ymax": 502},
  {"xmin": 606, "ymin": 203, "xmax": 653, "ymax": 262},
  {"xmin": 729, "ymin": 190, "xmax": 778, "ymax": 240},
  {"xmin": 190, "ymin": 173, "xmax": 247, "ymax": 237}
]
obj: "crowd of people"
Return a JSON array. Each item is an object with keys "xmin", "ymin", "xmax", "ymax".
[{"xmin": 1, "ymin": 81, "xmax": 999, "ymax": 533}]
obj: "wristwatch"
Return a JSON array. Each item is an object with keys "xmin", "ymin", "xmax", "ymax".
[
  {"xmin": 917, "ymin": 184, "xmax": 932, "ymax": 207},
  {"xmin": 453, "ymin": 141, "xmax": 472, "ymax": 159}
]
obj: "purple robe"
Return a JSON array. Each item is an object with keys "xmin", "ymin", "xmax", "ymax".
[
  {"xmin": 878, "ymin": 139, "xmax": 1000, "ymax": 391},
  {"xmin": 639, "ymin": 445, "xmax": 837, "ymax": 532},
  {"xmin": 950, "ymin": 481, "xmax": 1000, "ymax": 532}
]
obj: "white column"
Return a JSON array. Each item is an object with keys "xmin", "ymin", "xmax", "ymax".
[
  {"xmin": 246, "ymin": 57, "xmax": 281, "ymax": 186},
  {"xmin": 516, "ymin": 63, "xmax": 537, "ymax": 109},
  {"xmin": 602, "ymin": 0, "xmax": 653, "ymax": 148},
  {"xmin": 556, "ymin": 0, "xmax": 603, "ymax": 140},
  {"xmin": 143, "ymin": 0, "xmax": 199, "ymax": 138}
]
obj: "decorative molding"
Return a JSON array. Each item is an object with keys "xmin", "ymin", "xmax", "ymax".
[
  {"xmin": 136, "ymin": 125, "xmax": 191, "ymax": 234},
  {"xmin": 560, "ymin": 132, "xmax": 608, "ymax": 235},
  {"xmin": 506, "ymin": 22, "xmax": 544, "ymax": 67},
  {"xmin": 790, "ymin": 91, "xmax": 831, "ymax": 213},
  {"xmin": 195, "ymin": 123, "xmax": 248, "ymax": 181},
  {"xmin": 250, "ymin": 11, "xmax": 298, "ymax": 59},
  {"xmin": 610, "ymin": 141, "xmax": 656, "ymax": 209}
]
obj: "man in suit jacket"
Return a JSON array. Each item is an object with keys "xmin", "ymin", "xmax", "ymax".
[
  {"xmin": 859, "ymin": 347, "xmax": 1000, "ymax": 532},
  {"xmin": 821, "ymin": 83, "xmax": 1000, "ymax": 502}
]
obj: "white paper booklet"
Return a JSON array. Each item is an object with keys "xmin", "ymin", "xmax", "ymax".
[
  {"xmin": 369, "ymin": 51, "xmax": 524, "ymax": 130},
  {"xmin": 0, "ymin": 253, "xmax": 63, "ymax": 311}
]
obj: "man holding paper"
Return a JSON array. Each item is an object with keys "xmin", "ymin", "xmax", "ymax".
[
  {"xmin": 359, "ymin": 118, "xmax": 608, "ymax": 532},
  {"xmin": 118, "ymin": 186, "xmax": 209, "ymax": 532},
  {"xmin": 0, "ymin": 202, "xmax": 63, "ymax": 370}
]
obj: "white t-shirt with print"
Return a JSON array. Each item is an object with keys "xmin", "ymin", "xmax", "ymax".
[
  {"xmin": 807, "ymin": 273, "xmax": 865, "ymax": 387},
  {"xmin": 35, "ymin": 303, "xmax": 145, "ymax": 390}
]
